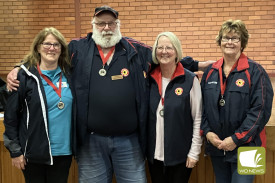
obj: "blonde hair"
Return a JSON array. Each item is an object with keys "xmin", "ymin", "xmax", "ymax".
[{"xmin": 152, "ymin": 32, "xmax": 182, "ymax": 64}]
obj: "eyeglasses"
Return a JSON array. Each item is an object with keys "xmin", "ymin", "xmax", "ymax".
[
  {"xmin": 156, "ymin": 46, "xmax": 175, "ymax": 53},
  {"xmin": 94, "ymin": 22, "xmax": 117, "ymax": 28},
  {"xmin": 221, "ymin": 37, "xmax": 240, "ymax": 43},
  {"xmin": 41, "ymin": 42, "xmax": 61, "ymax": 49}
]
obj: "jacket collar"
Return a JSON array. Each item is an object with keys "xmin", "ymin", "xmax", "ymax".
[
  {"xmin": 151, "ymin": 63, "xmax": 185, "ymax": 95},
  {"xmin": 211, "ymin": 53, "xmax": 249, "ymax": 71}
]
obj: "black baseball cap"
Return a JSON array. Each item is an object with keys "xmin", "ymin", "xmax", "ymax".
[{"xmin": 94, "ymin": 5, "xmax": 118, "ymax": 18}]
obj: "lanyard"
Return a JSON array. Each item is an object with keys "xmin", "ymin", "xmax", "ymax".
[
  {"xmin": 218, "ymin": 67, "xmax": 226, "ymax": 97},
  {"xmin": 156, "ymin": 78, "xmax": 164, "ymax": 106},
  {"xmin": 159, "ymin": 86, "xmax": 165, "ymax": 117},
  {"xmin": 37, "ymin": 63, "xmax": 62, "ymax": 98},
  {"xmin": 218, "ymin": 59, "xmax": 239, "ymax": 97},
  {"xmin": 96, "ymin": 45, "xmax": 115, "ymax": 65}
]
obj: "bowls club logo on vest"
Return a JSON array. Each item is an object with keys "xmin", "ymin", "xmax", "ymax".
[{"xmin": 175, "ymin": 87, "xmax": 183, "ymax": 96}]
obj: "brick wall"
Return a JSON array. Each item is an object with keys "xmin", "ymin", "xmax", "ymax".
[{"xmin": 0, "ymin": 0, "xmax": 274, "ymax": 75}]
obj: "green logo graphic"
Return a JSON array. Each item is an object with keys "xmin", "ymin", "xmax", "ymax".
[{"xmin": 238, "ymin": 147, "xmax": 266, "ymax": 175}]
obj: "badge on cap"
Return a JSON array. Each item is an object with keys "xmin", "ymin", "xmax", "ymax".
[
  {"xmin": 175, "ymin": 87, "xmax": 183, "ymax": 96},
  {"xmin": 236, "ymin": 79, "xmax": 245, "ymax": 87}
]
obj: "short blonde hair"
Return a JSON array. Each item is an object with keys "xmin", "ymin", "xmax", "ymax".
[
  {"xmin": 152, "ymin": 32, "xmax": 182, "ymax": 64},
  {"xmin": 216, "ymin": 19, "xmax": 250, "ymax": 52}
]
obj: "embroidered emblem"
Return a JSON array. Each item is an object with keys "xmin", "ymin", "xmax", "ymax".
[
  {"xmin": 175, "ymin": 87, "xmax": 183, "ymax": 95},
  {"xmin": 121, "ymin": 68, "xmax": 129, "ymax": 77},
  {"xmin": 236, "ymin": 79, "xmax": 245, "ymax": 87}
]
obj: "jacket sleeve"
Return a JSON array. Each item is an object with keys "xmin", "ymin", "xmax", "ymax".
[
  {"xmin": 200, "ymin": 67, "xmax": 213, "ymax": 137},
  {"xmin": 180, "ymin": 56, "xmax": 199, "ymax": 72},
  {"xmin": 231, "ymin": 64, "xmax": 274, "ymax": 146},
  {"xmin": 3, "ymin": 71, "xmax": 24, "ymax": 158},
  {"xmin": 135, "ymin": 41, "xmax": 152, "ymax": 73},
  {"xmin": 0, "ymin": 78, "xmax": 8, "ymax": 112},
  {"xmin": 68, "ymin": 40, "xmax": 78, "ymax": 67}
]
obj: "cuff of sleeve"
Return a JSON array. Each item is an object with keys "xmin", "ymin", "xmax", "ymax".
[
  {"xmin": 194, "ymin": 60, "xmax": 199, "ymax": 72},
  {"xmin": 10, "ymin": 151, "xmax": 23, "ymax": 158},
  {"xmin": 187, "ymin": 154, "xmax": 199, "ymax": 161},
  {"xmin": 231, "ymin": 134, "xmax": 241, "ymax": 146},
  {"xmin": 203, "ymin": 128, "xmax": 211, "ymax": 137}
]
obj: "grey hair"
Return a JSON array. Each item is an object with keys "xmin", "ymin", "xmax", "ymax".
[{"xmin": 152, "ymin": 32, "xmax": 182, "ymax": 64}]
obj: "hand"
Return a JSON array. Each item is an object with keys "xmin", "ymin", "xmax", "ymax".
[
  {"xmin": 198, "ymin": 60, "xmax": 216, "ymax": 72},
  {"xmin": 12, "ymin": 155, "xmax": 26, "ymax": 170},
  {"xmin": 186, "ymin": 157, "xmax": 198, "ymax": 168},
  {"xmin": 206, "ymin": 132, "xmax": 223, "ymax": 148},
  {"xmin": 7, "ymin": 67, "xmax": 20, "ymax": 91},
  {"xmin": 218, "ymin": 136, "xmax": 237, "ymax": 151}
]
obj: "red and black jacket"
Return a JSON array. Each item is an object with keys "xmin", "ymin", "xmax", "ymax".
[{"xmin": 200, "ymin": 53, "xmax": 273, "ymax": 162}]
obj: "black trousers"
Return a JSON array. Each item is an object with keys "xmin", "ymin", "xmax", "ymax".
[
  {"xmin": 22, "ymin": 155, "xmax": 72, "ymax": 183},
  {"xmin": 148, "ymin": 159, "xmax": 192, "ymax": 183}
]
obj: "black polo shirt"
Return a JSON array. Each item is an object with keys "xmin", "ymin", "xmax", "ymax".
[{"xmin": 87, "ymin": 43, "xmax": 138, "ymax": 135}]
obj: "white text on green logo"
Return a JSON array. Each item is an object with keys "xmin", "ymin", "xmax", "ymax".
[{"xmin": 238, "ymin": 147, "xmax": 265, "ymax": 175}]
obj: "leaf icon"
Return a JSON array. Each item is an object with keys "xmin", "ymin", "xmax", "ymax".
[{"xmin": 255, "ymin": 153, "xmax": 263, "ymax": 167}]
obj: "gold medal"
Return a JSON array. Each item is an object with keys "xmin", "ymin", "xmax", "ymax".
[
  {"xmin": 99, "ymin": 68, "xmax": 107, "ymax": 76},
  {"xmin": 57, "ymin": 101, "xmax": 65, "ymax": 109},
  {"xmin": 159, "ymin": 108, "xmax": 164, "ymax": 117},
  {"xmin": 219, "ymin": 98, "xmax": 225, "ymax": 106}
]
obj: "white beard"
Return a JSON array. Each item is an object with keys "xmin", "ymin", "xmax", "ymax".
[{"xmin": 92, "ymin": 25, "xmax": 122, "ymax": 48}]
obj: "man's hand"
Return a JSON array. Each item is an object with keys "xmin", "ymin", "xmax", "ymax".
[
  {"xmin": 218, "ymin": 136, "xmax": 237, "ymax": 151},
  {"xmin": 7, "ymin": 67, "xmax": 20, "ymax": 91},
  {"xmin": 198, "ymin": 60, "xmax": 216, "ymax": 72},
  {"xmin": 12, "ymin": 155, "xmax": 26, "ymax": 170},
  {"xmin": 206, "ymin": 132, "xmax": 222, "ymax": 148}
]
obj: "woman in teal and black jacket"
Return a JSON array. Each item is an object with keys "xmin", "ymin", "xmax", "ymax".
[{"xmin": 4, "ymin": 27, "xmax": 74, "ymax": 183}]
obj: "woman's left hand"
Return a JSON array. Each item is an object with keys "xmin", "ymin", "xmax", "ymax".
[
  {"xmin": 218, "ymin": 136, "xmax": 237, "ymax": 151},
  {"xmin": 186, "ymin": 157, "xmax": 198, "ymax": 168}
]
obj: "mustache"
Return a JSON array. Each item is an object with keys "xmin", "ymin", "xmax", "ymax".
[{"xmin": 101, "ymin": 31, "xmax": 114, "ymax": 36}]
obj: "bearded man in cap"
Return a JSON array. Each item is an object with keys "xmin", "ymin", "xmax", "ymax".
[
  {"xmin": 69, "ymin": 5, "xmax": 151, "ymax": 182},
  {"xmin": 7, "ymin": 5, "xmax": 212, "ymax": 183},
  {"xmin": 69, "ymin": 6, "xmax": 203, "ymax": 182}
]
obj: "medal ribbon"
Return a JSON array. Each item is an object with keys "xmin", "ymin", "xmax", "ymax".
[
  {"xmin": 218, "ymin": 67, "xmax": 226, "ymax": 97},
  {"xmin": 37, "ymin": 63, "xmax": 62, "ymax": 98},
  {"xmin": 96, "ymin": 45, "xmax": 115, "ymax": 66},
  {"xmin": 218, "ymin": 59, "xmax": 239, "ymax": 97},
  {"xmin": 156, "ymin": 74, "xmax": 164, "ymax": 107}
]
